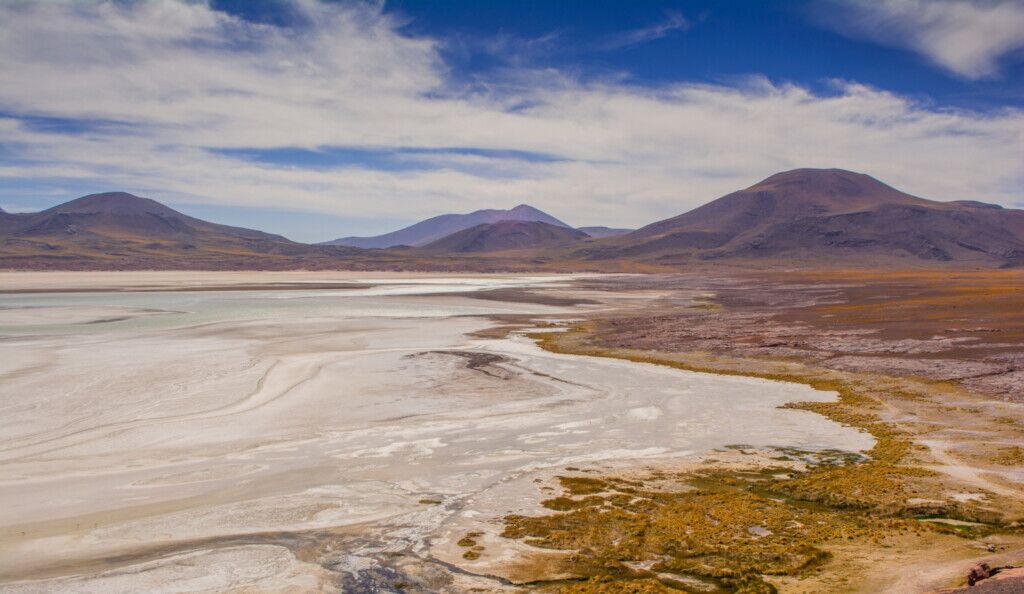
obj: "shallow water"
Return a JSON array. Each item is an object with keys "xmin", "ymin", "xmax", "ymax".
[{"xmin": 0, "ymin": 275, "xmax": 872, "ymax": 592}]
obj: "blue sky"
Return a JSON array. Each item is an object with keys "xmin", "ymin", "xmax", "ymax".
[{"xmin": 1, "ymin": 0, "xmax": 1022, "ymax": 242}]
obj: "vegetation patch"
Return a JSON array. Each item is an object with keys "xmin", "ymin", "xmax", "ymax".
[
  {"xmin": 502, "ymin": 325, "xmax": 1016, "ymax": 593},
  {"xmin": 992, "ymin": 446, "xmax": 1024, "ymax": 466},
  {"xmin": 458, "ymin": 531, "xmax": 486, "ymax": 560}
]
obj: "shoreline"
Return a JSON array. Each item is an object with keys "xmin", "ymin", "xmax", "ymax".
[
  {"xmin": 478, "ymin": 302, "xmax": 1024, "ymax": 592},
  {"xmin": 0, "ymin": 274, "xmax": 869, "ymax": 593}
]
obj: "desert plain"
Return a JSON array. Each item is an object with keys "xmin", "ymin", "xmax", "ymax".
[{"xmin": 0, "ymin": 270, "xmax": 1022, "ymax": 594}]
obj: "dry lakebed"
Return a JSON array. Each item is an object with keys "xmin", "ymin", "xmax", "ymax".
[{"xmin": 0, "ymin": 271, "xmax": 1020, "ymax": 593}]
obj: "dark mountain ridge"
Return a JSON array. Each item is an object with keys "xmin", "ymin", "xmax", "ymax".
[
  {"xmin": 0, "ymin": 191, "xmax": 365, "ymax": 269},
  {"xmin": 422, "ymin": 220, "xmax": 590, "ymax": 253},
  {"xmin": 582, "ymin": 169, "xmax": 1024, "ymax": 267},
  {"xmin": 4, "ymin": 169, "xmax": 1022, "ymax": 270},
  {"xmin": 322, "ymin": 203, "xmax": 570, "ymax": 249},
  {"xmin": 21, "ymin": 192, "xmax": 286, "ymax": 242}
]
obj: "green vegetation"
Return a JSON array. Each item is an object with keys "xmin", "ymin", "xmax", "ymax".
[{"xmin": 458, "ymin": 531, "xmax": 486, "ymax": 560}]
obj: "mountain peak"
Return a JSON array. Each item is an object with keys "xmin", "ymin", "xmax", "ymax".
[
  {"xmin": 1, "ymin": 191, "xmax": 299, "ymax": 266},
  {"xmin": 323, "ymin": 203, "xmax": 570, "ymax": 248},
  {"xmin": 606, "ymin": 167, "xmax": 1024, "ymax": 267},
  {"xmin": 424, "ymin": 220, "xmax": 589, "ymax": 253},
  {"xmin": 630, "ymin": 167, "xmax": 930, "ymax": 242},
  {"xmin": 47, "ymin": 192, "xmax": 181, "ymax": 216},
  {"xmin": 748, "ymin": 168, "xmax": 890, "ymax": 196}
]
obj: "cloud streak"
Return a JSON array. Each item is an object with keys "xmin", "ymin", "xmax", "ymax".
[
  {"xmin": 0, "ymin": 0, "xmax": 1021, "ymax": 241},
  {"xmin": 600, "ymin": 11, "xmax": 690, "ymax": 50},
  {"xmin": 819, "ymin": 0, "xmax": 1024, "ymax": 79}
]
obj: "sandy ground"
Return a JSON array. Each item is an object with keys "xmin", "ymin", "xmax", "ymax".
[{"xmin": 0, "ymin": 272, "xmax": 872, "ymax": 593}]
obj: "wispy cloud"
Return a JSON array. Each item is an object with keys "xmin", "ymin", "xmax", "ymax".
[
  {"xmin": 0, "ymin": 1, "xmax": 1021, "ymax": 240},
  {"xmin": 817, "ymin": 0, "xmax": 1024, "ymax": 79},
  {"xmin": 601, "ymin": 11, "xmax": 690, "ymax": 50},
  {"xmin": 0, "ymin": 204, "xmax": 38, "ymax": 213}
]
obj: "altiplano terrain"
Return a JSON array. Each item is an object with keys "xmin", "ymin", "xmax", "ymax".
[
  {"xmin": 5, "ymin": 1, "xmax": 1023, "ymax": 592},
  {"xmin": 0, "ymin": 272, "xmax": 874, "ymax": 593},
  {"xmin": 0, "ymin": 270, "xmax": 1020, "ymax": 593}
]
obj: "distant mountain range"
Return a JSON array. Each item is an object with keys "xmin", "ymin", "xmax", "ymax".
[
  {"xmin": 423, "ymin": 220, "xmax": 590, "ymax": 253},
  {"xmin": 3, "ymin": 168, "xmax": 1022, "ymax": 270},
  {"xmin": 321, "ymin": 204, "xmax": 572, "ymax": 248}
]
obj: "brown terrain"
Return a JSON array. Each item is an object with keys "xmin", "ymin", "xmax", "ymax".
[
  {"xmin": 475, "ymin": 269, "xmax": 1024, "ymax": 593},
  {"xmin": 587, "ymin": 269, "xmax": 1023, "ymax": 401}
]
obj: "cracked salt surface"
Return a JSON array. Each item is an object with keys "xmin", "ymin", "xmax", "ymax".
[{"xmin": 0, "ymin": 274, "xmax": 873, "ymax": 592}]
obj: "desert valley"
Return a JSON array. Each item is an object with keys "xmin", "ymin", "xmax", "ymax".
[
  {"xmin": 2, "ymin": 169, "xmax": 1024, "ymax": 593},
  {"xmin": 2, "ymin": 1, "xmax": 1023, "ymax": 593}
]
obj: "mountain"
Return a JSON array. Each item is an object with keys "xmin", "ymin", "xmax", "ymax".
[
  {"xmin": 0, "ymin": 207, "xmax": 16, "ymax": 234},
  {"xmin": 423, "ymin": 220, "xmax": 590, "ymax": 253},
  {"xmin": 0, "ymin": 192, "xmax": 366, "ymax": 270},
  {"xmin": 577, "ymin": 226, "xmax": 633, "ymax": 238},
  {"xmin": 322, "ymin": 204, "xmax": 570, "ymax": 248},
  {"xmin": 5, "ymin": 170, "xmax": 1020, "ymax": 271},
  {"xmin": 581, "ymin": 169, "xmax": 1024, "ymax": 267},
  {"xmin": 10, "ymin": 191, "xmax": 289, "ymax": 242}
]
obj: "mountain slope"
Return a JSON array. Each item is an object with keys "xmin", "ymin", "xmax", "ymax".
[
  {"xmin": 322, "ymin": 204, "xmax": 570, "ymax": 248},
  {"xmin": 582, "ymin": 169, "xmax": 1024, "ymax": 267},
  {"xmin": 577, "ymin": 226, "xmax": 633, "ymax": 238},
  {"xmin": 423, "ymin": 220, "xmax": 589, "ymax": 253},
  {"xmin": 0, "ymin": 192, "xmax": 366, "ymax": 269},
  {"xmin": 25, "ymin": 192, "xmax": 286, "ymax": 241}
]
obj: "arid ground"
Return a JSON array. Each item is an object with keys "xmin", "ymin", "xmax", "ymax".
[{"xmin": 0, "ymin": 270, "xmax": 1021, "ymax": 593}]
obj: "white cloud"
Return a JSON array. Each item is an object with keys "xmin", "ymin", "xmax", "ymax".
[
  {"xmin": 820, "ymin": 0, "xmax": 1024, "ymax": 79},
  {"xmin": 601, "ymin": 11, "xmax": 690, "ymax": 50},
  {"xmin": 0, "ymin": 0, "xmax": 1022, "ymax": 240}
]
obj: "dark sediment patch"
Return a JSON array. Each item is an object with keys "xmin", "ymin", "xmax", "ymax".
[{"xmin": 411, "ymin": 350, "xmax": 516, "ymax": 379}]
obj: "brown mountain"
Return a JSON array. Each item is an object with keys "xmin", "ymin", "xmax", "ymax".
[
  {"xmin": 5, "ymin": 170, "xmax": 1021, "ymax": 271},
  {"xmin": 322, "ymin": 204, "xmax": 571, "ymax": 248},
  {"xmin": 580, "ymin": 169, "xmax": 1024, "ymax": 267},
  {"xmin": 423, "ymin": 220, "xmax": 590, "ymax": 253},
  {"xmin": 0, "ymin": 192, "xmax": 365, "ymax": 270}
]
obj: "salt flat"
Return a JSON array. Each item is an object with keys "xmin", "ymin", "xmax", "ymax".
[{"xmin": 0, "ymin": 272, "xmax": 872, "ymax": 593}]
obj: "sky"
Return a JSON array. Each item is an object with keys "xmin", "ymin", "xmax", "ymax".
[{"xmin": 0, "ymin": 0, "xmax": 1022, "ymax": 242}]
